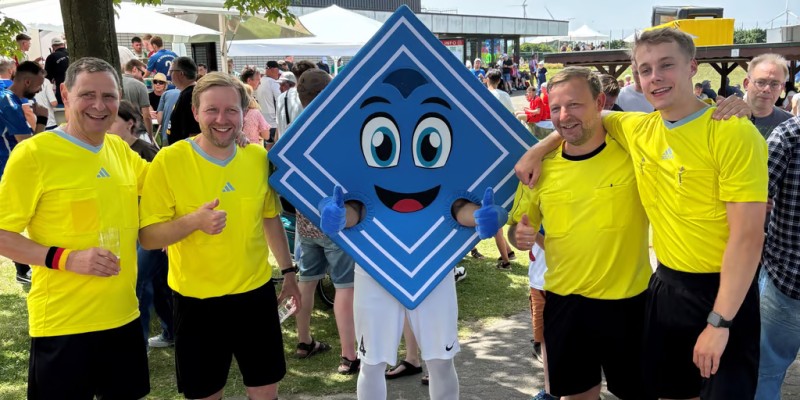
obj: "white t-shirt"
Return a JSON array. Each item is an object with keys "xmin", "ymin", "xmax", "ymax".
[
  {"xmin": 276, "ymin": 87, "xmax": 304, "ymax": 138},
  {"xmin": 489, "ymin": 88, "xmax": 514, "ymax": 113},
  {"xmin": 528, "ymin": 243, "xmax": 547, "ymax": 290},
  {"xmin": 255, "ymin": 76, "xmax": 280, "ymax": 127},
  {"xmin": 615, "ymin": 85, "xmax": 654, "ymax": 113},
  {"xmin": 34, "ymin": 79, "xmax": 58, "ymax": 127}
]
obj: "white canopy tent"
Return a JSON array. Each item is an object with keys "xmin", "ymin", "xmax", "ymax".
[
  {"xmin": 1, "ymin": 0, "xmax": 218, "ymax": 37},
  {"xmin": 525, "ymin": 24, "xmax": 609, "ymax": 44},
  {"xmin": 228, "ymin": 5, "xmax": 382, "ymax": 57},
  {"xmin": 566, "ymin": 25, "xmax": 609, "ymax": 42}
]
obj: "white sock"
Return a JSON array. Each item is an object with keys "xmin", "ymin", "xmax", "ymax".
[
  {"xmin": 427, "ymin": 358, "xmax": 459, "ymax": 400},
  {"xmin": 356, "ymin": 362, "xmax": 387, "ymax": 400}
]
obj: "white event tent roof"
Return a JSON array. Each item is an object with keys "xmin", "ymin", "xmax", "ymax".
[
  {"xmin": 527, "ymin": 24, "xmax": 609, "ymax": 43},
  {"xmin": 228, "ymin": 5, "xmax": 383, "ymax": 57},
  {"xmin": 1, "ymin": 0, "xmax": 218, "ymax": 36}
]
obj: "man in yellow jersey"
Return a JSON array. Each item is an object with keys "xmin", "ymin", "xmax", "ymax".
[
  {"xmin": 0, "ymin": 57, "xmax": 150, "ymax": 399},
  {"xmin": 508, "ymin": 67, "xmax": 652, "ymax": 400},
  {"xmin": 138, "ymin": 72, "xmax": 299, "ymax": 400},
  {"xmin": 516, "ymin": 28, "xmax": 767, "ymax": 399}
]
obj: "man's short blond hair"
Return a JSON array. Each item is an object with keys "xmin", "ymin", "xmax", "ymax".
[
  {"xmin": 748, "ymin": 53, "xmax": 789, "ymax": 81},
  {"xmin": 548, "ymin": 66, "xmax": 603, "ymax": 99},
  {"xmin": 633, "ymin": 27, "xmax": 696, "ymax": 62},
  {"xmin": 192, "ymin": 72, "xmax": 248, "ymax": 111}
]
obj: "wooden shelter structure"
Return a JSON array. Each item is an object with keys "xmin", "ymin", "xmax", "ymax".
[{"xmin": 543, "ymin": 42, "xmax": 800, "ymax": 96}]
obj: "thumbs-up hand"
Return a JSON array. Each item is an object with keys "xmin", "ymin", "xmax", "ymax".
[
  {"xmin": 194, "ymin": 198, "xmax": 227, "ymax": 235},
  {"xmin": 473, "ymin": 187, "xmax": 508, "ymax": 240},
  {"xmin": 318, "ymin": 186, "xmax": 347, "ymax": 235},
  {"xmin": 514, "ymin": 214, "xmax": 538, "ymax": 250}
]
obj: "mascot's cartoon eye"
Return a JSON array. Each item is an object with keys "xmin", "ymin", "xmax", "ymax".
[
  {"xmin": 361, "ymin": 115, "xmax": 400, "ymax": 168},
  {"xmin": 412, "ymin": 116, "xmax": 451, "ymax": 168}
]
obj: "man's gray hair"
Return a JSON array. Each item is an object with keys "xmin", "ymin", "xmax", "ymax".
[
  {"xmin": 0, "ymin": 56, "xmax": 14, "ymax": 75},
  {"xmin": 64, "ymin": 57, "xmax": 120, "ymax": 91}
]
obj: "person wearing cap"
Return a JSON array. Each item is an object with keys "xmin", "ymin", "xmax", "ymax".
[
  {"xmin": 149, "ymin": 72, "xmax": 168, "ymax": 111},
  {"xmin": 276, "ymin": 70, "xmax": 296, "ymax": 93},
  {"xmin": 255, "ymin": 60, "xmax": 282, "ymax": 143},
  {"xmin": 44, "ymin": 36, "xmax": 69, "ymax": 105}
]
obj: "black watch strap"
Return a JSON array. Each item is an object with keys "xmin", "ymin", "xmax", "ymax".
[
  {"xmin": 280, "ymin": 266, "xmax": 299, "ymax": 275},
  {"xmin": 707, "ymin": 311, "xmax": 733, "ymax": 328}
]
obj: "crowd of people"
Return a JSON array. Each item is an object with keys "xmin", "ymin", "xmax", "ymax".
[{"xmin": 0, "ymin": 24, "xmax": 799, "ymax": 400}]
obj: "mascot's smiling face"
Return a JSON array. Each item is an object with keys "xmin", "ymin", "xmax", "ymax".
[{"xmin": 359, "ymin": 68, "xmax": 454, "ymax": 213}]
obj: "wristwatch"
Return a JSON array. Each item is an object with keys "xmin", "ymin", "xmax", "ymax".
[
  {"xmin": 707, "ymin": 311, "xmax": 733, "ymax": 328},
  {"xmin": 280, "ymin": 266, "xmax": 299, "ymax": 276}
]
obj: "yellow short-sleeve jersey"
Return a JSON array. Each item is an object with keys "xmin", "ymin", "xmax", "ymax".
[
  {"xmin": 0, "ymin": 130, "xmax": 149, "ymax": 337},
  {"xmin": 604, "ymin": 108, "xmax": 768, "ymax": 273},
  {"xmin": 139, "ymin": 139, "xmax": 280, "ymax": 299},
  {"xmin": 524, "ymin": 135, "xmax": 651, "ymax": 299}
]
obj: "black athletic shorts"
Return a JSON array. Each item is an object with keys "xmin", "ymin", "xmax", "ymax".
[
  {"xmin": 28, "ymin": 318, "xmax": 150, "ymax": 400},
  {"xmin": 643, "ymin": 263, "xmax": 759, "ymax": 399},
  {"xmin": 173, "ymin": 280, "xmax": 286, "ymax": 398},
  {"xmin": 543, "ymin": 291, "xmax": 648, "ymax": 399}
]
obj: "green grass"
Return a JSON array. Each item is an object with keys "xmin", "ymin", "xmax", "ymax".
[{"xmin": 0, "ymin": 229, "xmax": 530, "ymax": 399}]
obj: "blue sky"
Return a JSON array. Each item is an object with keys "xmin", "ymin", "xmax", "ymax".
[{"xmin": 424, "ymin": 0, "xmax": 799, "ymax": 40}]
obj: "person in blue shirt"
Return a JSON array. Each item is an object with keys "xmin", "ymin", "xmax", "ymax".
[
  {"xmin": 0, "ymin": 61, "xmax": 47, "ymax": 285},
  {"xmin": 155, "ymin": 88, "xmax": 180, "ymax": 146},
  {"xmin": 0, "ymin": 56, "xmax": 14, "ymax": 90},
  {"xmin": 146, "ymin": 36, "xmax": 177, "ymax": 78},
  {"xmin": 471, "ymin": 58, "xmax": 486, "ymax": 84}
]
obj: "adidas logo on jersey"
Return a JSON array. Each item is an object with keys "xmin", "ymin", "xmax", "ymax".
[
  {"xmin": 222, "ymin": 182, "xmax": 235, "ymax": 192},
  {"xmin": 96, "ymin": 167, "xmax": 110, "ymax": 178},
  {"xmin": 661, "ymin": 148, "xmax": 674, "ymax": 160}
]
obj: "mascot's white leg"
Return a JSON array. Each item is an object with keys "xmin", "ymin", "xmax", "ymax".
[
  {"xmin": 357, "ymin": 361, "xmax": 388, "ymax": 400},
  {"xmin": 427, "ymin": 358, "xmax": 459, "ymax": 400}
]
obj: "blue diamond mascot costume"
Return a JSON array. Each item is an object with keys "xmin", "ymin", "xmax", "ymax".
[{"xmin": 268, "ymin": 6, "xmax": 536, "ymax": 399}]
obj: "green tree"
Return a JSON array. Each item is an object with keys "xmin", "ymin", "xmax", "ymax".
[
  {"xmin": 733, "ymin": 28, "xmax": 767, "ymax": 44},
  {"xmin": 521, "ymin": 42, "xmax": 556, "ymax": 54},
  {"xmin": 607, "ymin": 39, "xmax": 630, "ymax": 50},
  {"xmin": 0, "ymin": 11, "xmax": 26, "ymax": 59}
]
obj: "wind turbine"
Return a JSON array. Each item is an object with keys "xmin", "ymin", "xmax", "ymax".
[{"xmin": 768, "ymin": 0, "xmax": 800, "ymax": 28}]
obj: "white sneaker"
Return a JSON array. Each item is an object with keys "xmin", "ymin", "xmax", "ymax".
[
  {"xmin": 148, "ymin": 333, "xmax": 174, "ymax": 348},
  {"xmin": 454, "ymin": 266, "xmax": 467, "ymax": 282}
]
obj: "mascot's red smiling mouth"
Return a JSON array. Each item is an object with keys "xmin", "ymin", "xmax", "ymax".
[{"xmin": 374, "ymin": 185, "xmax": 440, "ymax": 213}]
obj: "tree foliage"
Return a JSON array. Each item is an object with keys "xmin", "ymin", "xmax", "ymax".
[
  {"xmin": 0, "ymin": 12, "xmax": 27, "ymax": 59},
  {"xmin": 521, "ymin": 42, "xmax": 556, "ymax": 54},
  {"xmin": 608, "ymin": 39, "xmax": 629, "ymax": 50},
  {"xmin": 733, "ymin": 28, "xmax": 766, "ymax": 44}
]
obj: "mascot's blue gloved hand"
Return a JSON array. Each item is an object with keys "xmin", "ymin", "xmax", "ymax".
[
  {"xmin": 473, "ymin": 187, "xmax": 508, "ymax": 240},
  {"xmin": 318, "ymin": 186, "xmax": 347, "ymax": 236}
]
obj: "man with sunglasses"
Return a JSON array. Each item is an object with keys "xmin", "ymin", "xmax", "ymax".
[
  {"xmin": 166, "ymin": 56, "xmax": 200, "ymax": 145},
  {"xmin": 743, "ymin": 54, "xmax": 793, "ymax": 139},
  {"xmin": 122, "ymin": 59, "xmax": 153, "ymax": 138}
]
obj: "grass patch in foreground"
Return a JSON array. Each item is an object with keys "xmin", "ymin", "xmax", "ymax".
[{"xmin": 0, "ymin": 227, "xmax": 530, "ymax": 399}]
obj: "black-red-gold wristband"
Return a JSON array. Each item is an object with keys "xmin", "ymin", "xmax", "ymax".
[{"xmin": 45, "ymin": 247, "xmax": 70, "ymax": 270}]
